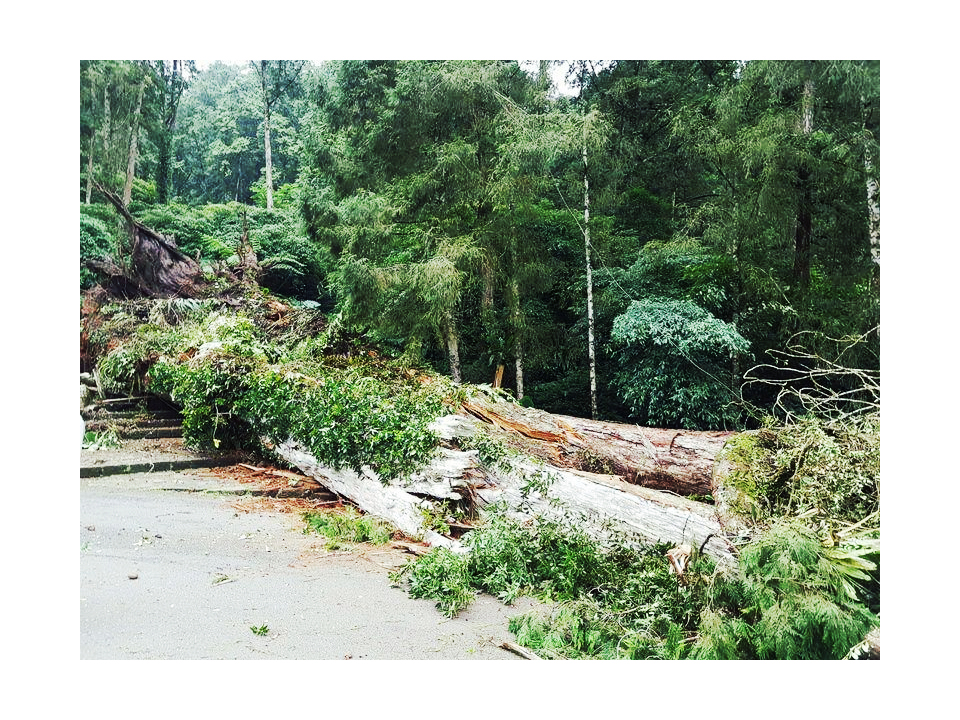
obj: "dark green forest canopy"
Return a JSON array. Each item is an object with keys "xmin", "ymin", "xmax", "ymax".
[{"xmin": 81, "ymin": 59, "xmax": 879, "ymax": 429}]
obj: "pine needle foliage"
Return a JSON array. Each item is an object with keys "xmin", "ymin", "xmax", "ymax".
[{"xmin": 690, "ymin": 519, "xmax": 877, "ymax": 659}]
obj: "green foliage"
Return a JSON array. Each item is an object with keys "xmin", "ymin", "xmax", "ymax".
[
  {"xmin": 721, "ymin": 415, "xmax": 880, "ymax": 528},
  {"xmin": 87, "ymin": 299, "xmax": 442, "ymax": 478},
  {"xmin": 80, "ymin": 209, "xmax": 120, "ymax": 289},
  {"xmin": 133, "ymin": 202, "xmax": 328, "ymax": 301},
  {"xmin": 82, "ymin": 428, "xmax": 122, "ymax": 450},
  {"xmin": 610, "ymin": 297, "xmax": 749, "ymax": 429},
  {"xmin": 396, "ymin": 509, "xmax": 877, "ymax": 659},
  {"xmin": 691, "ymin": 520, "xmax": 878, "ymax": 659},
  {"xmin": 236, "ymin": 365, "xmax": 443, "ymax": 481},
  {"xmin": 391, "ymin": 547, "xmax": 475, "ymax": 617},
  {"xmin": 302, "ymin": 507, "xmax": 393, "ymax": 549}
]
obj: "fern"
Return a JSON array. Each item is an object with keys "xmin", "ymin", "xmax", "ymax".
[{"xmin": 696, "ymin": 519, "xmax": 878, "ymax": 659}]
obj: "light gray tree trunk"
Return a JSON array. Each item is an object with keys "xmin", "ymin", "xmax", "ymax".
[
  {"xmin": 85, "ymin": 139, "xmax": 94, "ymax": 204},
  {"xmin": 101, "ymin": 85, "xmax": 111, "ymax": 183},
  {"xmin": 515, "ymin": 343, "xmax": 524, "ymax": 401},
  {"xmin": 263, "ymin": 105, "xmax": 274, "ymax": 209},
  {"xmin": 444, "ymin": 312, "xmax": 462, "ymax": 384},
  {"xmin": 863, "ymin": 121, "xmax": 880, "ymax": 267},
  {"xmin": 260, "ymin": 61, "xmax": 275, "ymax": 210},
  {"xmin": 510, "ymin": 276, "xmax": 524, "ymax": 401},
  {"xmin": 122, "ymin": 74, "xmax": 146, "ymax": 208},
  {"xmin": 583, "ymin": 125, "xmax": 598, "ymax": 421}
]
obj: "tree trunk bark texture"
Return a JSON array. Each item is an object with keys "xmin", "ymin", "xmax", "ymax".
[
  {"xmin": 122, "ymin": 75, "xmax": 147, "ymax": 208},
  {"xmin": 460, "ymin": 391, "xmax": 733, "ymax": 497},
  {"xmin": 444, "ymin": 312, "xmax": 462, "ymax": 384},
  {"xmin": 261, "ymin": 61, "xmax": 275, "ymax": 210},
  {"xmin": 247, "ymin": 388, "xmax": 748, "ymax": 566},
  {"xmin": 793, "ymin": 76, "xmax": 815, "ymax": 290},
  {"xmin": 583, "ymin": 133, "xmax": 598, "ymax": 421}
]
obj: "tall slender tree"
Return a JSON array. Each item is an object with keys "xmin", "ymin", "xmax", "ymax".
[
  {"xmin": 122, "ymin": 64, "xmax": 149, "ymax": 207},
  {"xmin": 252, "ymin": 60, "xmax": 306, "ymax": 209},
  {"xmin": 153, "ymin": 60, "xmax": 194, "ymax": 203}
]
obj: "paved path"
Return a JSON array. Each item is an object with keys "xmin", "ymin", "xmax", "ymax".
[{"xmin": 79, "ymin": 458, "xmax": 540, "ymax": 660}]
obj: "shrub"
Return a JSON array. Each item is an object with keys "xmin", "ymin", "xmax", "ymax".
[
  {"xmin": 392, "ymin": 546, "xmax": 475, "ymax": 617},
  {"xmin": 691, "ymin": 520, "xmax": 878, "ymax": 659},
  {"xmin": 720, "ymin": 414, "xmax": 880, "ymax": 528},
  {"xmin": 80, "ymin": 210, "xmax": 119, "ymax": 289},
  {"xmin": 396, "ymin": 511, "xmax": 878, "ymax": 659},
  {"xmin": 610, "ymin": 297, "xmax": 750, "ymax": 429}
]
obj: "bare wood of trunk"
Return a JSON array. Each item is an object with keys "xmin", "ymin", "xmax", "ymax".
[
  {"xmin": 265, "ymin": 413, "xmax": 737, "ymax": 565},
  {"xmin": 461, "ymin": 393, "xmax": 733, "ymax": 497},
  {"xmin": 273, "ymin": 439, "xmax": 468, "ymax": 553},
  {"xmin": 499, "ymin": 641, "xmax": 542, "ymax": 660}
]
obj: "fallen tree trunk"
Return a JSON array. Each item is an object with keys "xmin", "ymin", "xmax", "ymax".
[
  {"xmin": 461, "ymin": 388, "xmax": 735, "ymax": 497},
  {"xmin": 275, "ymin": 439, "xmax": 469, "ymax": 553},
  {"xmin": 268, "ymin": 413, "xmax": 738, "ymax": 566}
]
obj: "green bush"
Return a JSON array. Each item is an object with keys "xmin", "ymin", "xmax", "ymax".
[
  {"xmin": 80, "ymin": 209, "xmax": 116, "ymax": 289},
  {"xmin": 396, "ymin": 512, "xmax": 878, "ymax": 659},
  {"xmin": 134, "ymin": 202, "xmax": 327, "ymax": 300},
  {"xmin": 250, "ymin": 216, "xmax": 328, "ymax": 299},
  {"xmin": 610, "ymin": 297, "xmax": 750, "ymax": 429},
  {"xmin": 691, "ymin": 520, "xmax": 878, "ymax": 659},
  {"xmin": 721, "ymin": 415, "xmax": 880, "ymax": 528},
  {"xmin": 392, "ymin": 546, "xmax": 475, "ymax": 617},
  {"xmin": 236, "ymin": 365, "xmax": 443, "ymax": 480}
]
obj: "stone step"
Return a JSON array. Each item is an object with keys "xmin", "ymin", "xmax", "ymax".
[{"xmin": 80, "ymin": 456, "xmax": 240, "ymax": 478}]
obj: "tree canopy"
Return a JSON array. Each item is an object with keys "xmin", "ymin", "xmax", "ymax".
[{"xmin": 81, "ymin": 59, "xmax": 880, "ymax": 430}]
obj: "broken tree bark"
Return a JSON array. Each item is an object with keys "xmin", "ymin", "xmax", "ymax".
[{"xmin": 460, "ymin": 388, "xmax": 734, "ymax": 497}]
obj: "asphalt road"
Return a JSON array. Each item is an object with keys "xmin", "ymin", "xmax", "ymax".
[{"xmin": 79, "ymin": 468, "xmax": 541, "ymax": 660}]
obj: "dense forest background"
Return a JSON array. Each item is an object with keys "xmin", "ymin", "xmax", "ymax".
[{"xmin": 80, "ymin": 59, "xmax": 880, "ymax": 430}]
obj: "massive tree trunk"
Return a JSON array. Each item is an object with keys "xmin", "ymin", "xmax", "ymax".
[
  {"xmin": 247, "ymin": 387, "xmax": 745, "ymax": 565},
  {"xmin": 269, "ymin": 411, "xmax": 739, "ymax": 566},
  {"xmin": 460, "ymin": 390, "xmax": 733, "ymax": 497}
]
